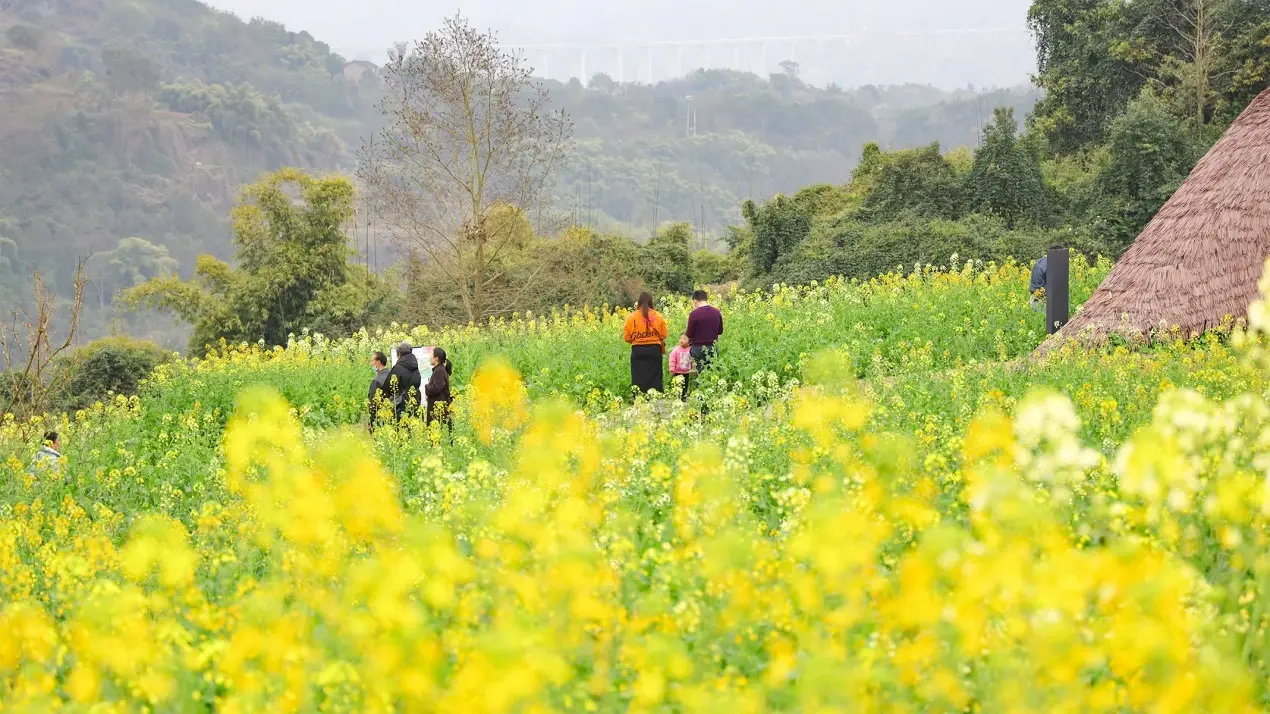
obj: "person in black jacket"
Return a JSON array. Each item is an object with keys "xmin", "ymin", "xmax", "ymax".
[
  {"xmin": 378, "ymin": 341, "xmax": 422, "ymax": 421},
  {"xmin": 424, "ymin": 347, "xmax": 453, "ymax": 432}
]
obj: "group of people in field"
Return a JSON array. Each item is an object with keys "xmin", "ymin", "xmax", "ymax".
[
  {"xmin": 622, "ymin": 288, "xmax": 724, "ymax": 399},
  {"xmin": 366, "ymin": 341, "xmax": 453, "ymax": 432},
  {"xmin": 367, "ymin": 289, "xmax": 722, "ymax": 432}
]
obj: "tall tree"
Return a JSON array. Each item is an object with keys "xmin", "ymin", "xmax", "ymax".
[
  {"xmin": 1154, "ymin": 0, "xmax": 1234, "ymax": 126},
  {"xmin": 121, "ymin": 168, "xmax": 396, "ymax": 353},
  {"xmin": 858, "ymin": 143, "xmax": 964, "ymax": 223},
  {"xmin": 741, "ymin": 194, "xmax": 814, "ymax": 276},
  {"xmin": 360, "ymin": 14, "xmax": 572, "ymax": 325},
  {"xmin": 86, "ymin": 237, "xmax": 179, "ymax": 309},
  {"xmin": 965, "ymin": 107, "xmax": 1049, "ymax": 227},
  {"xmin": 1027, "ymin": 0, "xmax": 1148, "ymax": 153},
  {"xmin": 1091, "ymin": 90, "xmax": 1197, "ymax": 251}
]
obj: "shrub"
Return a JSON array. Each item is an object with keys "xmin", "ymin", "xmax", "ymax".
[
  {"xmin": 5, "ymin": 25, "xmax": 43, "ymax": 51},
  {"xmin": 767, "ymin": 214, "xmax": 1068, "ymax": 287},
  {"xmin": 63, "ymin": 337, "xmax": 172, "ymax": 409},
  {"xmin": 692, "ymin": 250, "xmax": 741, "ymax": 286}
]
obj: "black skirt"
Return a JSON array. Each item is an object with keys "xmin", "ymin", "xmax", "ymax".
[{"xmin": 630, "ymin": 344, "xmax": 664, "ymax": 394}]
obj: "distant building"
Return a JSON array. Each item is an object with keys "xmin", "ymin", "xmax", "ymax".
[{"xmin": 342, "ymin": 60, "xmax": 378, "ymax": 83}]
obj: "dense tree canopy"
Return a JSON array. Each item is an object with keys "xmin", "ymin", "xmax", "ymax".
[
  {"xmin": 964, "ymin": 108, "xmax": 1049, "ymax": 227},
  {"xmin": 120, "ymin": 169, "xmax": 397, "ymax": 353}
]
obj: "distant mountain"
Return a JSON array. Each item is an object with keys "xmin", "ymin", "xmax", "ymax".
[
  {"xmin": 0, "ymin": 0, "xmax": 1037, "ymax": 347},
  {"xmin": 210, "ymin": 0, "xmax": 1037, "ymax": 88}
]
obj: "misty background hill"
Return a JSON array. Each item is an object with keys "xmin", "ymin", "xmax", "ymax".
[
  {"xmin": 0, "ymin": 0, "xmax": 1039, "ymax": 348},
  {"xmin": 213, "ymin": 0, "xmax": 1037, "ymax": 88}
]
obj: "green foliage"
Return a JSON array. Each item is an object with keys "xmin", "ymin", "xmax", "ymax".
[
  {"xmin": 120, "ymin": 169, "xmax": 386, "ymax": 353},
  {"xmin": 86, "ymin": 237, "xmax": 178, "ymax": 307},
  {"xmin": 407, "ymin": 223, "xmax": 724, "ymax": 326},
  {"xmin": 859, "ymin": 143, "xmax": 965, "ymax": 223},
  {"xmin": 101, "ymin": 45, "xmax": 159, "ymax": 94},
  {"xmin": 641, "ymin": 223, "xmax": 696, "ymax": 296},
  {"xmin": 1090, "ymin": 91, "xmax": 1199, "ymax": 251},
  {"xmin": 551, "ymin": 77, "xmax": 1038, "ymax": 239},
  {"xmin": 888, "ymin": 87, "xmax": 1043, "ymax": 151},
  {"xmin": 741, "ymin": 194, "xmax": 814, "ymax": 276},
  {"xmin": 62, "ymin": 336, "xmax": 172, "ymax": 410},
  {"xmin": 1027, "ymin": 0, "xmax": 1146, "ymax": 153},
  {"xmin": 1218, "ymin": 15, "xmax": 1270, "ymax": 123},
  {"xmin": 1028, "ymin": 0, "xmax": 1269, "ymax": 154},
  {"xmin": 156, "ymin": 81, "xmax": 321, "ymax": 162},
  {"xmin": 692, "ymin": 249, "xmax": 741, "ymax": 286},
  {"xmin": 964, "ymin": 107, "xmax": 1050, "ymax": 227},
  {"xmin": 769, "ymin": 213, "xmax": 1062, "ymax": 286}
]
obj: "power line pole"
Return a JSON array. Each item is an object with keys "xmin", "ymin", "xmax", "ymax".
[{"xmin": 652, "ymin": 157, "xmax": 662, "ymax": 234}]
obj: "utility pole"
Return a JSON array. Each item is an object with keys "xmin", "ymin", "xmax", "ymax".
[{"xmin": 652, "ymin": 157, "xmax": 662, "ymax": 233}]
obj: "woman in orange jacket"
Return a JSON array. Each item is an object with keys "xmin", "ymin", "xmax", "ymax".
[{"xmin": 623, "ymin": 291, "xmax": 669, "ymax": 394}]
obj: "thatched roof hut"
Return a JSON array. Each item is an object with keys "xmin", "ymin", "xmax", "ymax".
[{"xmin": 1038, "ymin": 87, "xmax": 1270, "ymax": 353}]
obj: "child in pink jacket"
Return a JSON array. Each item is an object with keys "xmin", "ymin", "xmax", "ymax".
[{"xmin": 668, "ymin": 334, "xmax": 695, "ymax": 401}]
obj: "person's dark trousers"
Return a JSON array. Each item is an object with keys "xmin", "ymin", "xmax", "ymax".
[
  {"xmin": 689, "ymin": 345, "xmax": 715, "ymax": 373},
  {"xmin": 689, "ymin": 345, "xmax": 715, "ymax": 413},
  {"xmin": 674, "ymin": 374, "xmax": 690, "ymax": 401}
]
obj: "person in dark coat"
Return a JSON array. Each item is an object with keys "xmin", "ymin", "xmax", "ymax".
[
  {"xmin": 377, "ymin": 341, "xmax": 422, "ymax": 420},
  {"xmin": 1030, "ymin": 255, "xmax": 1048, "ymax": 311},
  {"xmin": 685, "ymin": 288, "xmax": 724, "ymax": 372},
  {"xmin": 424, "ymin": 347, "xmax": 454, "ymax": 432},
  {"xmin": 367, "ymin": 351, "xmax": 390, "ymax": 431}
]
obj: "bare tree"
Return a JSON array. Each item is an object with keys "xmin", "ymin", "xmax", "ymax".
[
  {"xmin": 359, "ymin": 14, "xmax": 572, "ymax": 324},
  {"xmin": 1158, "ymin": 0, "xmax": 1233, "ymax": 125},
  {"xmin": 1, "ymin": 262, "xmax": 86, "ymax": 416}
]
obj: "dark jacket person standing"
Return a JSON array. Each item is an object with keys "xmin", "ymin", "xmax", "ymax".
[
  {"xmin": 1030, "ymin": 255, "xmax": 1048, "ymax": 310},
  {"xmin": 685, "ymin": 289, "xmax": 724, "ymax": 371},
  {"xmin": 377, "ymin": 341, "xmax": 422, "ymax": 420},
  {"xmin": 367, "ymin": 351, "xmax": 391, "ymax": 430},
  {"xmin": 424, "ymin": 347, "xmax": 453, "ymax": 431}
]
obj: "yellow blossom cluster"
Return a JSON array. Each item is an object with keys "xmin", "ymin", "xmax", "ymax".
[{"xmin": 2, "ymin": 257, "xmax": 1270, "ymax": 711}]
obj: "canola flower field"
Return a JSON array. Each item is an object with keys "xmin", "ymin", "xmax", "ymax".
[{"xmin": 5, "ymin": 256, "xmax": 1270, "ymax": 712}]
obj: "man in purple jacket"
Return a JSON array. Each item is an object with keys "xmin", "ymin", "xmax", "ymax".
[{"xmin": 685, "ymin": 288, "xmax": 723, "ymax": 373}]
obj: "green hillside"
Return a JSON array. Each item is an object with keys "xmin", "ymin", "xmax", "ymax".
[
  {"xmin": 0, "ymin": 0, "xmax": 377, "ymax": 341},
  {"xmin": 0, "ymin": 0, "xmax": 1038, "ymax": 345}
]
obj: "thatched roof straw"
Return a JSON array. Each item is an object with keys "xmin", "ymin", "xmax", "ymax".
[{"xmin": 1037, "ymin": 87, "xmax": 1270, "ymax": 355}]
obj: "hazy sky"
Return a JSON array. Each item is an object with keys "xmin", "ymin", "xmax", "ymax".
[{"xmin": 206, "ymin": 0, "xmax": 1038, "ymax": 88}]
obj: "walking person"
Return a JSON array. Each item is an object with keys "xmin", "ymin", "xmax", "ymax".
[
  {"xmin": 424, "ymin": 347, "xmax": 454, "ymax": 435},
  {"xmin": 367, "ymin": 351, "xmax": 391, "ymax": 432},
  {"xmin": 376, "ymin": 341, "xmax": 422, "ymax": 421},
  {"xmin": 623, "ymin": 292, "xmax": 669, "ymax": 394},
  {"xmin": 685, "ymin": 289, "xmax": 724, "ymax": 373}
]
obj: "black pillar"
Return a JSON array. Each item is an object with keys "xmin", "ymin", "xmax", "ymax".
[{"xmin": 1046, "ymin": 246, "xmax": 1069, "ymax": 335}]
